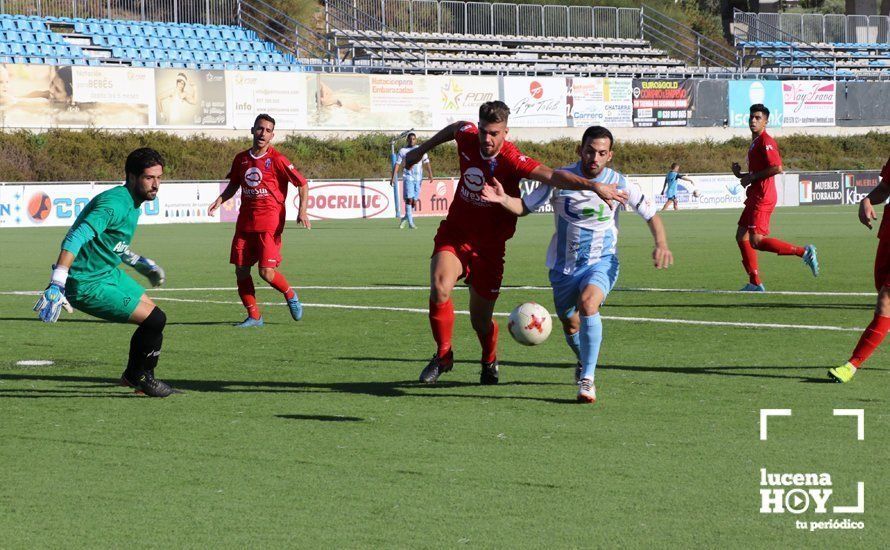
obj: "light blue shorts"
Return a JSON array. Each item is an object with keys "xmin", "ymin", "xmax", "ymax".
[
  {"xmin": 549, "ymin": 255, "xmax": 620, "ymax": 320},
  {"xmin": 403, "ymin": 178, "xmax": 421, "ymax": 200}
]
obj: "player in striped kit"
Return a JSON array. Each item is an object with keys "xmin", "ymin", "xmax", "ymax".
[
  {"xmin": 391, "ymin": 133, "xmax": 433, "ymax": 229},
  {"xmin": 482, "ymin": 126, "xmax": 673, "ymax": 403}
]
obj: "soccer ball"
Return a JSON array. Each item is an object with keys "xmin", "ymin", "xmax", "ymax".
[
  {"xmin": 507, "ymin": 302, "xmax": 553, "ymax": 346},
  {"xmin": 692, "ymin": 190, "xmax": 701, "ymax": 198}
]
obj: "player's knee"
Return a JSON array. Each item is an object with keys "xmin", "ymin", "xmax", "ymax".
[
  {"xmin": 749, "ymin": 234, "xmax": 764, "ymax": 249},
  {"xmin": 234, "ymin": 266, "xmax": 251, "ymax": 280},
  {"xmin": 560, "ymin": 317, "xmax": 579, "ymax": 334},
  {"xmin": 430, "ymin": 279, "xmax": 453, "ymax": 302},
  {"xmin": 470, "ymin": 315, "xmax": 492, "ymax": 334},
  {"xmin": 141, "ymin": 306, "xmax": 167, "ymax": 333},
  {"xmin": 258, "ymin": 268, "xmax": 276, "ymax": 283}
]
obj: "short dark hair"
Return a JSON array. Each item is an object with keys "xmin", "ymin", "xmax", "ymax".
[
  {"xmin": 479, "ymin": 101, "xmax": 510, "ymax": 124},
  {"xmin": 254, "ymin": 113, "xmax": 275, "ymax": 128},
  {"xmin": 581, "ymin": 126, "xmax": 614, "ymax": 149},
  {"xmin": 750, "ymin": 104, "xmax": 770, "ymax": 118},
  {"xmin": 671, "ymin": 162, "xmax": 679, "ymax": 170},
  {"xmin": 407, "ymin": 132, "xmax": 416, "ymax": 139},
  {"xmin": 125, "ymin": 148, "xmax": 164, "ymax": 181}
]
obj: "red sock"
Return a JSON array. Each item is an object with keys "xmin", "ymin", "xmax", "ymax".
[
  {"xmin": 757, "ymin": 238, "xmax": 804, "ymax": 257},
  {"xmin": 737, "ymin": 240, "xmax": 761, "ymax": 285},
  {"xmin": 849, "ymin": 314, "xmax": 890, "ymax": 368},
  {"xmin": 269, "ymin": 271, "xmax": 295, "ymax": 300},
  {"xmin": 429, "ymin": 299, "xmax": 454, "ymax": 357},
  {"xmin": 237, "ymin": 277, "xmax": 261, "ymax": 319},
  {"xmin": 477, "ymin": 320, "xmax": 499, "ymax": 363}
]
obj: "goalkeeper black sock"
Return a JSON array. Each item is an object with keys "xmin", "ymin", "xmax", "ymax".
[{"xmin": 125, "ymin": 307, "xmax": 167, "ymax": 378}]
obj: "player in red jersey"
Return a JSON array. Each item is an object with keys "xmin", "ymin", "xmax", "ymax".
[
  {"xmin": 830, "ymin": 157, "xmax": 890, "ymax": 383},
  {"xmin": 208, "ymin": 114, "xmax": 311, "ymax": 327},
  {"xmin": 404, "ymin": 101, "xmax": 628, "ymax": 385},
  {"xmin": 732, "ymin": 104, "xmax": 819, "ymax": 292}
]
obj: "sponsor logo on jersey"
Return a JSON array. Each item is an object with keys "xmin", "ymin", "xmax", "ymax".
[
  {"xmin": 244, "ymin": 167, "xmax": 262, "ymax": 188},
  {"xmin": 462, "ymin": 167, "xmax": 485, "ymax": 192},
  {"xmin": 265, "ymin": 158, "xmax": 272, "ymax": 170}
]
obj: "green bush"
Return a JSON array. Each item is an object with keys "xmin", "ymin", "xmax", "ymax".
[{"xmin": 0, "ymin": 129, "xmax": 886, "ymax": 182}]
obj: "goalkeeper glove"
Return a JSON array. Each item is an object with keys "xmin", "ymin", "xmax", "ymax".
[
  {"xmin": 33, "ymin": 265, "xmax": 73, "ymax": 323},
  {"xmin": 121, "ymin": 249, "xmax": 166, "ymax": 287}
]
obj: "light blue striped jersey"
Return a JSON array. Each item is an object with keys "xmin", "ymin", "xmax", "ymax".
[
  {"xmin": 522, "ymin": 162, "xmax": 656, "ymax": 275},
  {"xmin": 396, "ymin": 146, "xmax": 429, "ymax": 181}
]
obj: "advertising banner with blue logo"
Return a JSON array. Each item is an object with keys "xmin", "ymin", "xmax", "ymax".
[
  {"xmin": 728, "ymin": 81, "xmax": 784, "ymax": 128},
  {"xmin": 0, "ymin": 183, "xmax": 220, "ymax": 228}
]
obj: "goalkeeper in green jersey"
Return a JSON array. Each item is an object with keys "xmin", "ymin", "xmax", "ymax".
[{"xmin": 33, "ymin": 148, "xmax": 178, "ymax": 397}]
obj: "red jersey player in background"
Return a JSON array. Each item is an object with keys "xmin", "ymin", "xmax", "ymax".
[
  {"xmin": 208, "ymin": 114, "xmax": 311, "ymax": 327},
  {"xmin": 830, "ymin": 156, "xmax": 890, "ymax": 383},
  {"xmin": 732, "ymin": 103, "xmax": 819, "ymax": 291},
  {"xmin": 404, "ymin": 101, "xmax": 628, "ymax": 385}
]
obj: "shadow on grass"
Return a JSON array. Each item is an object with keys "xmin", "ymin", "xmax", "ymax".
[
  {"xmin": 276, "ymin": 414, "xmax": 364, "ymax": 422},
  {"xmin": 339, "ymin": 356, "xmax": 887, "ymax": 383},
  {"xmin": 0, "ymin": 373, "xmax": 572, "ymax": 404}
]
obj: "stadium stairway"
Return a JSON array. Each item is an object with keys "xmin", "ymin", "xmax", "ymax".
[{"xmin": 0, "ymin": 13, "xmax": 301, "ymax": 71}]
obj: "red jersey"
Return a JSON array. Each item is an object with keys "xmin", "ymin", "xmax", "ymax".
[
  {"xmin": 745, "ymin": 131, "xmax": 782, "ymax": 208},
  {"xmin": 446, "ymin": 123, "xmax": 541, "ymax": 245},
  {"xmin": 877, "ymin": 157, "xmax": 890, "ymax": 240},
  {"xmin": 227, "ymin": 146, "xmax": 307, "ymax": 232}
]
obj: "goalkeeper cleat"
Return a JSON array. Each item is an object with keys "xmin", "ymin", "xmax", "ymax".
[
  {"xmin": 419, "ymin": 350, "xmax": 453, "ymax": 384},
  {"xmin": 137, "ymin": 372, "xmax": 177, "ymax": 397},
  {"xmin": 577, "ymin": 378, "xmax": 597, "ymax": 404},
  {"xmin": 480, "ymin": 359, "xmax": 499, "ymax": 385},
  {"xmin": 740, "ymin": 283, "xmax": 765, "ymax": 292},
  {"xmin": 398, "ymin": 218, "xmax": 408, "ymax": 229},
  {"xmin": 235, "ymin": 316, "xmax": 264, "ymax": 328},
  {"xmin": 574, "ymin": 361, "xmax": 582, "ymax": 385},
  {"xmin": 828, "ymin": 362, "xmax": 857, "ymax": 383},
  {"xmin": 286, "ymin": 296, "xmax": 303, "ymax": 321},
  {"xmin": 803, "ymin": 245, "xmax": 820, "ymax": 277}
]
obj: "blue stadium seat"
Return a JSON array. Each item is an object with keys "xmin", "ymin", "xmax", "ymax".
[
  {"xmin": 120, "ymin": 36, "xmax": 135, "ymax": 47},
  {"xmin": 19, "ymin": 31, "xmax": 35, "ymax": 43},
  {"xmin": 200, "ymin": 39, "xmax": 213, "ymax": 51},
  {"xmin": 128, "ymin": 23, "xmax": 142, "ymax": 36},
  {"xmin": 5, "ymin": 30, "xmax": 20, "ymax": 42},
  {"xmin": 167, "ymin": 26, "xmax": 183, "ymax": 39},
  {"xmin": 106, "ymin": 36, "xmax": 121, "ymax": 47},
  {"xmin": 221, "ymin": 28, "xmax": 235, "ymax": 41},
  {"xmin": 111, "ymin": 47, "xmax": 125, "ymax": 58},
  {"xmin": 181, "ymin": 27, "xmax": 196, "ymax": 39},
  {"xmin": 212, "ymin": 39, "xmax": 226, "ymax": 51},
  {"xmin": 132, "ymin": 36, "xmax": 147, "ymax": 48},
  {"xmin": 24, "ymin": 43, "xmax": 40, "ymax": 56},
  {"xmin": 114, "ymin": 23, "xmax": 129, "ymax": 36},
  {"xmin": 194, "ymin": 27, "xmax": 209, "ymax": 40},
  {"xmin": 154, "ymin": 26, "xmax": 170, "ymax": 38},
  {"xmin": 8, "ymin": 43, "xmax": 24, "ymax": 56},
  {"xmin": 15, "ymin": 19, "xmax": 30, "ymax": 31},
  {"xmin": 186, "ymin": 38, "xmax": 201, "ymax": 50},
  {"xmin": 207, "ymin": 28, "xmax": 222, "ymax": 40}
]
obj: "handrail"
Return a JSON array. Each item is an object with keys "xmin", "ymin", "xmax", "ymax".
[
  {"xmin": 641, "ymin": 4, "xmax": 739, "ymax": 70},
  {"xmin": 324, "ymin": 0, "xmax": 427, "ymax": 68},
  {"xmin": 732, "ymin": 9, "xmax": 836, "ymax": 77},
  {"xmin": 238, "ymin": 0, "xmax": 331, "ymax": 62}
]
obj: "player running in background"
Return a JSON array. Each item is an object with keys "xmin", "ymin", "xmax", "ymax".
[
  {"xmin": 661, "ymin": 162, "xmax": 696, "ymax": 211},
  {"xmin": 208, "ymin": 114, "xmax": 311, "ymax": 327},
  {"xmin": 482, "ymin": 126, "xmax": 672, "ymax": 403},
  {"xmin": 732, "ymin": 104, "xmax": 819, "ymax": 292},
  {"xmin": 404, "ymin": 101, "xmax": 628, "ymax": 385},
  {"xmin": 830, "ymin": 157, "xmax": 890, "ymax": 383},
  {"xmin": 391, "ymin": 132, "xmax": 433, "ymax": 229},
  {"xmin": 33, "ymin": 148, "xmax": 176, "ymax": 397}
]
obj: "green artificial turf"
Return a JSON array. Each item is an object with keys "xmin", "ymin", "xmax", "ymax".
[{"xmin": 0, "ymin": 206, "xmax": 886, "ymax": 547}]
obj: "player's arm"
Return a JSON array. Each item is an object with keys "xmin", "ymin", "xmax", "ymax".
[
  {"xmin": 479, "ymin": 177, "xmax": 533, "ymax": 216},
  {"xmin": 530, "ymin": 165, "xmax": 628, "ymax": 206},
  {"xmin": 859, "ymin": 174, "xmax": 890, "ymax": 229},
  {"xmin": 679, "ymin": 174, "xmax": 694, "ymax": 183},
  {"xmin": 404, "ymin": 122, "xmax": 463, "ymax": 168},
  {"xmin": 625, "ymin": 181, "xmax": 672, "ymax": 269},
  {"xmin": 209, "ymin": 158, "xmax": 241, "ymax": 216},
  {"xmin": 742, "ymin": 164, "xmax": 782, "ymax": 188},
  {"xmin": 424, "ymin": 156, "xmax": 433, "ymax": 184},
  {"xmin": 33, "ymin": 204, "xmax": 114, "ymax": 322},
  {"xmin": 296, "ymin": 182, "xmax": 311, "ymax": 230},
  {"xmin": 661, "ymin": 180, "xmax": 668, "ymax": 195},
  {"xmin": 646, "ymin": 215, "xmax": 673, "ymax": 269},
  {"xmin": 119, "ymin": 247, "xmax": 165, "ymax": 287}
]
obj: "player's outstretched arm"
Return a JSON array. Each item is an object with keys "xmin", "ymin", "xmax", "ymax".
[
  {"xmin": 424, "ymin": 158, "xmax": 434, "ymax": 184},
  {"xmin": 119, "ymin": 248, "xmax": 166, "ymax": 287},
  {"xmin": 860, "ymin": 177, "xmax": 890, "ymax": 229},
  {"xmin": 33, "ymin": 250, "xmax": 75, "ymax": 322},
  {"xmin": 646, "ymin": 215, "xmax": 673, "ymax": 269},
  {"xmin": 536, "ymin": 166, "xmax": 628, "ymax": 206},
  {"xmin": 404, "ymin": 122, "xmax": 463, "ymax": 168},
  {"xmin": 480, "ymin": 177, "xmax": 526, "ymax": 216}
]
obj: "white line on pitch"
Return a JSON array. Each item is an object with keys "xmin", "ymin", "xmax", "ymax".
[
  {"xmin": 0, "ymin": 285, "xmax": 877, "ymax": 297},
  {"xmin": 149, "ymin": 296, "xmax": 862, "ymax": 333}
]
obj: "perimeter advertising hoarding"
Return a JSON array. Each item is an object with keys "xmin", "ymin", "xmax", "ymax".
[
  {"xmin": 632, "ymin": 79, "xmax": 693, "ymax": 127},
  {"xmin": 227, "ymin": 70, "xmax": 308, "ymax": 129}
]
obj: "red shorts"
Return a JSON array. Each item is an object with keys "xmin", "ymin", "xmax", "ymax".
[
  {"xmin": 230, "ymin": 229, "xmax": 282, "ymax": 268},
  {"xmin": 874, "ymin": 238, "xmax": 890, "ymax": 291},
  {"xmin": 432, "ymin": 222, "xmax": 505, "ymax": 301},
  {"xmin": 738, "ymin": 204, "xmax": 774, "ymax": 236}
]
